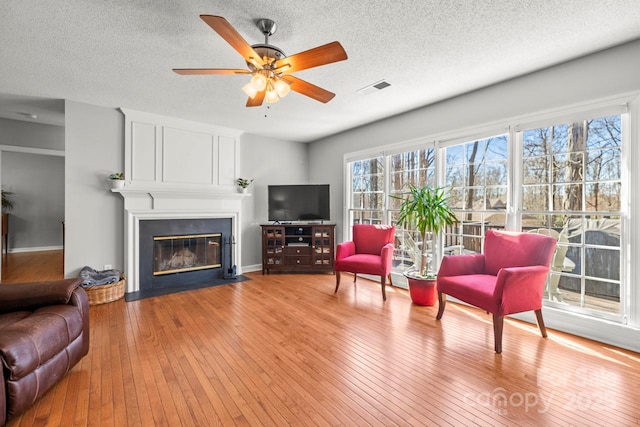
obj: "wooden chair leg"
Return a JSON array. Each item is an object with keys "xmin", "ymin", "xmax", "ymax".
[
  {"xmin": 353, "ymin": 273, "xmax": 357, "ymax": 282},
  {"xmin": 334, "ymin": 271, "xmax": 341, "ymax": 293},
  {"xmin": 493, "ymin": 314, "xmax": 504, "ymax": 354},
  {"xmin": 436, "ymin": 292, "xmax": 446, "ymax": 320},
  {"xmin": 387, "ymin": 273, "xmax": 393, "ymax": 287},
  {"xmin": 380, "ymin": 275, "xmax": 387, "ymax": 301},
  {"xmin": 535, "ymin": 309, "xmax": 548, "ymax": 338}
]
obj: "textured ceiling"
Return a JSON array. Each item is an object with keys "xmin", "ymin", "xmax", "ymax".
[{"xmin": 1, "ymin": 1, "xmax": 640, "ymax": 142}]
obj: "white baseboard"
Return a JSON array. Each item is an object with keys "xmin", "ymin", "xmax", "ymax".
[
  {"xmin": 241, "ymin": 264, "xmax": 263, "ymax": 273},
  {"xmin": 511, "ymin": 308, "xmax": 640, "ymax": 354},
  {"xmin": 9, "ymin": 245, "xmax": 64, "ymax": 253}
]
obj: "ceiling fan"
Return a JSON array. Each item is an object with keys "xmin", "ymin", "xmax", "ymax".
[{"xmin": 173, "ymin": 15, "xmax": 348, "ymax": 107}]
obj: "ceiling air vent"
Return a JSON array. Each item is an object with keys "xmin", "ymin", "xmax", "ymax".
[{"xmin": 357, "ymin": 79, "xmax": 391, "ymax": 95}]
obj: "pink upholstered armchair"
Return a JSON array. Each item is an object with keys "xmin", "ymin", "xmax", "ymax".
[
  {"xmin": 334, "ymin": 224, "xmax": 396, "ymax": 300},
  {"xmin": 436, "ymin": 229, "xmax": 557, "ymax": 353}
]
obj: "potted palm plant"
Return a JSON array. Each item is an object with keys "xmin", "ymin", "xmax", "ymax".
[{"xmin": 393, "ymin": 183, "xmax": 458, "ymax": 306}]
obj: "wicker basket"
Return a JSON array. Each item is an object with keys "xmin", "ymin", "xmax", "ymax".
[{"xmin": 85, "ymin": 274, "xmax": 126, "ymax": 306}]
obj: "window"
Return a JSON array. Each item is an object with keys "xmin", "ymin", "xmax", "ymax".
[
  {"xmin": 348, "ymin": 156, "xmax": 384, "ymax": 226},
  {"xmin": 343, "ymin": 105, "xmax": 628, "ymax": 325},
  {"xmin": 388, "ymin": 148, "xmax": 436, "ymax": 273},
  {"xmin": 444, "ymin": 135, "xmax": 509, "ymax": 254},
  {"xmin": 520, "ymin": 115, "xmax": 622, "ymax": 318}
]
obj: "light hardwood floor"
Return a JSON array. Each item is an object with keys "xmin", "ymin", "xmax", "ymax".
[
  {"xmin": 1, "ymin": 250, "xmax": 64, "ymax": 283},
  {"xmin": 4, "ymin": 255, "xmax": 640, "ymax": 426}
]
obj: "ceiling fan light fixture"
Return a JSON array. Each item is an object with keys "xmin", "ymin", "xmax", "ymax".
[
  {"xmin": 265, "ymin": 91, "xmax": 280, "ymax": 104},
  {"xmin": 250, "ymin": 73, "xmax": 267, "ymax": 91},
  {"xmin": 242, "ymin": 82, "xmax": 258, "ymax": 99},
  {"xmin": 274, "ymin": 78, "xmax": 291, "ymax": 98},
  {"xmin": 265, "ymin": 81, "xmax": 280, "ymax": 103}
]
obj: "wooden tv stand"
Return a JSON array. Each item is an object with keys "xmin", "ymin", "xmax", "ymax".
[{"xmin": 261, "ymin": 223, "xmax": 335, "ymax": 274}]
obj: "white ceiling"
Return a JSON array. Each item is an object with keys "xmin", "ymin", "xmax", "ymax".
[{"xmin": 1, "ymin": 1, "xmax": 640, "ymax": 142}]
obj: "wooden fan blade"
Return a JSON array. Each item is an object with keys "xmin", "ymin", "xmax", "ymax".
[
  {"xmin": 200, "ymin": 15, "xmax": 265, "ymax": 68},
  {"xmin": 246, "ymin": 90, "xmax": 265, "ymax": 107},
  {"xmin": 274, "ymin": 41, "xmax": 347, "ymax": 74},
  {"xmin": 173, "ymin": 68, "xmax": 250, "ymax": 75},
  {"xmin": 281, "ymin": 75, "xmax": 336, "ymax": 103}
]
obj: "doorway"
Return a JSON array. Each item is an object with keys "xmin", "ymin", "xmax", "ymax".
[{"xmin": 0, "ymin": 144, "xmax": 65, "ymax": 282}]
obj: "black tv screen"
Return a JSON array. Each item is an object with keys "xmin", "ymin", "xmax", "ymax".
[{"xmin": 268, "ymin": 184, "xmax": 330, "ymax": 222}]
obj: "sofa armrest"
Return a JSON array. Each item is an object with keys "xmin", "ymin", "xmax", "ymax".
[
  {"xmin": 438, "ymin": 254, "xmax": 486, "ymax": 277},
  {"xmin": 0, "ymin": 278, "xmax": 83, "ymax": 314},
  {"xmin": 69, "ymin": 286, "xmax": 91, "ymax": 357}
]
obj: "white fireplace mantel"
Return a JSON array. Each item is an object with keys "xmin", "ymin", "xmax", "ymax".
[{"xmin": 114, "ymin": 186, "xmax": 248, "ymax": 293}]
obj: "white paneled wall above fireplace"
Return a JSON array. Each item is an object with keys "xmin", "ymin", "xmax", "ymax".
[{"xmin": 120, "ymin": 108, "xmax": 243, "ymax": 191}]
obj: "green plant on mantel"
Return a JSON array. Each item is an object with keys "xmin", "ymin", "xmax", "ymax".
[
  {"xmin": 109, "ymin": 172, "xmax": 125, "ymax": 180},
  {"xmin": 236, "ymin": 178, "xmax": 254, "ymax": 188},
  {"xmin": 392, "ymin": 183, "xmax": 458, "ymax": 278},
  {"xmin": 2, "ymin": 190, "xmax": 15, "ymax": 212}
]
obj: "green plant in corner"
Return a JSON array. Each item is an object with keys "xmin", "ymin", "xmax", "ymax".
[
  {"xmin": 1, "ymin": 190, "xmax": 15, "ymax": 212},
  {"xmin": 392, "ymin": 183, "xmax": 458, "ymax": 278},
  {"xmin": 236, "ymin": 178, "xmax": 254, "ymax": 188}
]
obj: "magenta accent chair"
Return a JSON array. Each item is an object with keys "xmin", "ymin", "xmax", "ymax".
[
  {"xmin": 335, "ymin": 224, "xmax": 396, "ymax": 300},
  {"xmin": 436, "ymin": 229, "xmax": 557, "ymax": 353}
]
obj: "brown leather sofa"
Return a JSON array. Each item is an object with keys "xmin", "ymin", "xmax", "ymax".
[{"xmin": 0, "ymin": 278, "xmax": 89, "ymax": 426}]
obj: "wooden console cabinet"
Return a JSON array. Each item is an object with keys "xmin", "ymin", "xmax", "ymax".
[{"xmin": 261, "ymin": 223, "xmax": 335, "ymax": 274}]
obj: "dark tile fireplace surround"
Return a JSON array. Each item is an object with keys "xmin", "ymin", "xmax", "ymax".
[{"xmin": 126, "ymin": 217, "xmax": 239, "ymax": 300}]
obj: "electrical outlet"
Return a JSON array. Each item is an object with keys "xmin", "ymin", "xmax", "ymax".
[{"xmin": 104, "ymin": 264, "xmax": 112, "ymax": 270}]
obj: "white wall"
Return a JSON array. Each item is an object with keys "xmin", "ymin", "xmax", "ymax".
[
  {"xmin": 0, "ymin": 117, "xmax": 64, "ymax": 150},
  {"xmin": 239, "ymin": 133, "xmax": 309, "ymax": 270},
  {"xmin": 64, "ymin": 100, "xmax": 124, "ymax": 277},
  {"xmin": 1, "ymin": 152, "xmax": 64, "ymax": 250}
]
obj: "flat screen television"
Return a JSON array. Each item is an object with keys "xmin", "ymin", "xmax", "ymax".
[{"xmin": 268, "ymin": 184, "xmax": 330, "ymax": 222}]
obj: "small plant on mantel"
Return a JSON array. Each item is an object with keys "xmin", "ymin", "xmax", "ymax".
[
  {"xmin": 108, "ymin": 172, "xmax": 125, "ymax": 189},
  {"xmin": 236, "ymin": 178, "xmax": 253, "ymax": 193},
  {"xmin": 236, "ymin": 178, "xmax": 254, "ymax": 188}
]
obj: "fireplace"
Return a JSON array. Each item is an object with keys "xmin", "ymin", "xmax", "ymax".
[
  {"xmin": 116, "ymin": 186, "xmax": 245, "ymax": 294},
  {"xmin": 138, "ymin": 218, "xmax": 232, "ymax": 292}
]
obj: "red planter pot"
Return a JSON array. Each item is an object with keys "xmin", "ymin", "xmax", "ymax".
[{"xmin": 406, "ymin": 276, "xmax": 438, "ymax": 306}]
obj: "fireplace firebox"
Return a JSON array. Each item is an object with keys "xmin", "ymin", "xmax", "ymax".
[
  {"xmin": 153, "ymin": 233, "xmax": 222, "ymax": 276},
  {"xmin": 139, "ymin": 218, "xmax": 232, "ymax": 291}
]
